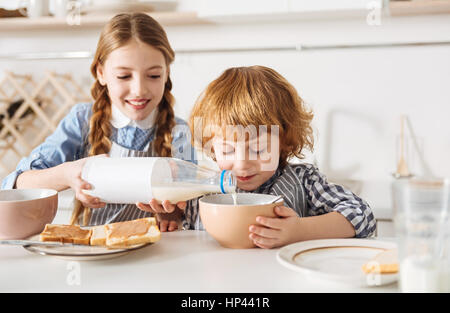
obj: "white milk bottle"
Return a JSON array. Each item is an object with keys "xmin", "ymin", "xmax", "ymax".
[
  {"xmin": 392, "ymin": 177, "xmax": 450, "ymax": 293},
  {"xmin": 81, "ymin": 157, "xmax": 236, "ymax": 204}
]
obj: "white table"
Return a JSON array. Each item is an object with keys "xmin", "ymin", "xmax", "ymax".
[{"xmin": 0, "ymin": 227, "xmax": 398, "ymax": 293}]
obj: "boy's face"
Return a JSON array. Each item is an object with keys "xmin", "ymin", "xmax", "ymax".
[
  {"xmin": 212, "ymin": 132, "xmax": 280, "ymax": 191},
  {"xmin": 96, "ymin": 39, "xmax": 168, "ymax": 121}
]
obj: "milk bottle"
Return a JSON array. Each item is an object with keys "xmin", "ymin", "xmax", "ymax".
[
  {"xmin": 392, "ymin": 177, "xmax": 450, "ymax": 293},
  {"xmin": 81, "ymin": 157, "xmax": 236, "ymax": 204}
]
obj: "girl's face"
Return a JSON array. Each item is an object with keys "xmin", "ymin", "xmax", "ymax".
[
  {"xmin": 97, "ymin": 39, "xmax": 168, "ymax": 121},
  {"xmin": 212, "ymin": 133, "xmax": 280, "ymax": 191}
]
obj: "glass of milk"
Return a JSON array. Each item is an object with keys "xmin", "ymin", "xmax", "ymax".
[{"xmin": 392, "ymin": 177, "xmax": 450, "ymax": 292}]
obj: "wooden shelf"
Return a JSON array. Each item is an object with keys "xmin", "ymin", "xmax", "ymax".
[
  {"xmin": 0, "ymin": 11, "xmax": 210, "ymax": 31},
  {"xmin": 389, "ymin": 0, "xmax": 450, "ymax": 16}
]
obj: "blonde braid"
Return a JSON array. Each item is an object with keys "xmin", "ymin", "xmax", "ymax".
[
  {"xmin": 153, "ymin": 78, "xmax": 175, "ymax": 157},
  {"xmin": 87, "ymin": 82, "xmax": 112, "ymax": 156},
  {"xmin": 69, "ymin": 81, "xmax": 112, "ymax": 225}
]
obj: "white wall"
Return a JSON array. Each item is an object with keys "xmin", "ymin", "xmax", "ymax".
[
  {"xmin": 1, "ymin": 5, "xmax": 449, "ymax": 212},
  {"xmin": 166, "ymin": 16, "xmax": 450, "ymax": 183}
]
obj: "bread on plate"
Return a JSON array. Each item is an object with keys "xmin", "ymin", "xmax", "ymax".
[
  {"xmin": 39, "ymin": 217, "xmax": 160, "ymax": 248},
  {"xmin": 39, "ymin": 224, "xmax": 92, "ymax": 245},
  {"xmin": 105, "ymin": 217, "xmax": 160, "ymax": 248}
]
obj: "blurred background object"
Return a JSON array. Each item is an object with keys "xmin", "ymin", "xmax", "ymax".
[
  {"xmin": 0, "ymin": 71, "xmax": 90, "ymax": 176},
  {"xmin": 0, "ymin": 7, "xmax": 25, "ymax": 18}
]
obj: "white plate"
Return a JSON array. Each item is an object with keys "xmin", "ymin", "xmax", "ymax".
[
  {"xmin": 23, "ymin": 234, "xmax": 154, "ymax": 261},
  {"xmin": 277, "ymin": 238, "xmax": 398, "ymax": 287}
]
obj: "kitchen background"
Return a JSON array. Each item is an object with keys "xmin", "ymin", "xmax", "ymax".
[{"xmin": 0, "ymin": 0, "xmax": 449, "ymax": 235}]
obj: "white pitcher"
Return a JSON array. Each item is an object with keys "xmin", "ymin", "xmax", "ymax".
[{"xmin": 19, "ymin": 0, "xmax": 50, "ymax": 18}]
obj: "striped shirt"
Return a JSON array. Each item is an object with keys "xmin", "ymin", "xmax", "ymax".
[{"xmin": 182, "ymin": 163, "xmax": 376, "ymax": 238}]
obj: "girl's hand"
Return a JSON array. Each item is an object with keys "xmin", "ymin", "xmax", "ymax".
[
  {"xmin": 136, "ymin": 201, "xmax": 186, "ymax": 232},
  {"xmin": 158, "ymin": 217, "xmax": 178, "ymax": 232},
  {"xmin": 136, "ymin": 199, "xmax": 187, "ymax": 214},
  {"xmin": 249, "ymin": 206, "xmax": 300, "ymax": 249},
  {"xmin": 64, "ymin": 155, "xmax": 108, "ymax": 209},
  {"xmin": 136, "ymin": 201, "xmax": 187, "ymax": 232},
  {"xmin": 156, "ymin": 207, "xmax": 185, "ymax": 232}
]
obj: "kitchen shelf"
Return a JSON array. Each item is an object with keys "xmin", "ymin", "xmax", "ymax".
[
  {"xmin": 389, "ymin": 0, "xmax": 450, "ymax": 16},
  {"xmin": 1, "ymin": 1, "xmax": 449, "ymax": 32},
  {"xmin": 0, "ymin": 11, "xmax": 210, "ymax": 31}
]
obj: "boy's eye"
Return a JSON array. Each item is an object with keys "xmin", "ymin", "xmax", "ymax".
[
  {"xmin": 222, "ymin": 149, "xmax": 235, "ymax": 155},
  {"xmin": 218, "ymin": 144, "xmax": 235, "ymax": 155},
  {"xmin": 250, "ymin": 147, "xmax": 266, "ymax": 154}
]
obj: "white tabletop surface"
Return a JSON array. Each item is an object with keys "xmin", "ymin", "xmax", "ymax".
[{"xmin": 0, "ymin": 213, "xmax": 399, "ymax": 293}]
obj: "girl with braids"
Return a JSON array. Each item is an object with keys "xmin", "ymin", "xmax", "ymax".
[{"xmin": 2, "ymin": 13, "xmax": 195, "ymax": 230}]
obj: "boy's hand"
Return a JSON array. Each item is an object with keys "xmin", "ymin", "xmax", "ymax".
[{"xmin": 249, "ymin": 206, "xmax": 300, "ymax": 249}]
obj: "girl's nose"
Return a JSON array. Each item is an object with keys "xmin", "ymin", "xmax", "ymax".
[{"xmin": 131, "ymin": 77, "xmax": 148, "ymax": 96}]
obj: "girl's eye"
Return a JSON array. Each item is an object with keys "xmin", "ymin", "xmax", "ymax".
[{"xmin": 117, "ymin": 74, "xmax": 160, "ymax": 80}]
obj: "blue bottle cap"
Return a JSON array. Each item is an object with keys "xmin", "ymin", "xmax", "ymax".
[{"xmin": 220, "ymin": 170, "xmax": 226, "ymax": 194}]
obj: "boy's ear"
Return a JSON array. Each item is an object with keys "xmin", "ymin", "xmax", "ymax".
[{"xmin": 96, "ymin": 65, "xmax": 106, "ymax": 86}]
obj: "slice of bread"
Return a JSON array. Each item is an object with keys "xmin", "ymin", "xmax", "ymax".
[
  {"xmin": 90, "ymin": 225, "xmax": 107, "ymax": 246},
  {"xmin": 39, "ymin": 224, "xmax": 92, "ymax": 245},
  {"xmin": 362, "ymin": 248, "xmax": 398, "ymax": 274},
  {"xmin": 105, "ymin": 217, "xmax": 160, "ymax": 248},
  {"xmin": 39, "ymin": 218, "xmax": 160, "ymax": 248}
]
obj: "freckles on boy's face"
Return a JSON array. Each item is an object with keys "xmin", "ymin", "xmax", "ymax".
[{"xmin": 212, "ymin": 136, "xmax": 279, "ymax": 191}]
